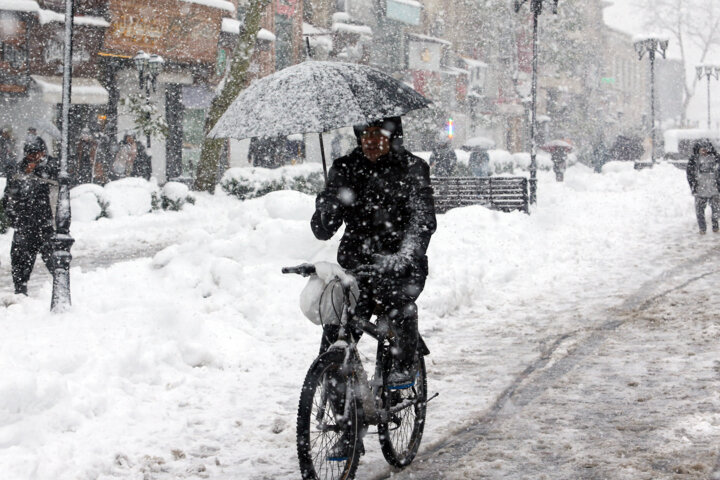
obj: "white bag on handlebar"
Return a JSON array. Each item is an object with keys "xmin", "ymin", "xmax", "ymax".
[{"xmin": 300, "ymin": 268, "xmax": 359, "ymax": 326}]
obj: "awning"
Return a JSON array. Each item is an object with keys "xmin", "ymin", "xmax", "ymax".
[{"xmin": 31, "ymin": 75, "xmax": 109, "ymax": 104}]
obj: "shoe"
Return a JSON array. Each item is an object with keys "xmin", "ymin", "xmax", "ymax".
[
  {"xmin": 700, "ymin": 230, "xmax": 707, "ymax": 235},
  {"xmin": 386, "ymin": 370, "xmax": 415, "ymax": 390},
  {"xmin": 326, "ymin": 433, "xmax": 363, "ymax": 461},
  {"xmin": 713, "ymin": 226, "xmax": 719, "ymax": 233}
]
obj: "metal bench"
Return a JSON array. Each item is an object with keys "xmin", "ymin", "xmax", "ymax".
[{"xmin": 431, "ymin": 176, "xmax": 529, "ymax": 214}]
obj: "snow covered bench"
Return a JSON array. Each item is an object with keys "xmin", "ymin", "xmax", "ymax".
[{"xmin": 431, "ymin": 176, "xmax": 529, "ymax": 214}]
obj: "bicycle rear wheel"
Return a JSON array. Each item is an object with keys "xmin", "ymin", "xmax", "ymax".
[
  {"xmin": 297, "ymin": 350, "xmax": 361, "ymax": 480},
  {"xmin": 378, "ymin": 353, "xmax": 427, "ymax": 468}
]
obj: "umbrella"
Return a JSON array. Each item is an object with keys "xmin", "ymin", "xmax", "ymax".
[
  {"xmin": 540, "ymin": 139, "xmax": 573, "ymax": 152},
  {"xmin": 209, "ymin": 61, "xmax": 431, "ymax": 179},
  {"xmin": 461, "ymin": 136, "xmax": 496, "ymax": 151}
]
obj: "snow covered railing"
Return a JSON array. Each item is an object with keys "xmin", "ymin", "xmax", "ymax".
[{"xmin": 431, "ymin": 176, "xmax": 529, "ymax": 214}]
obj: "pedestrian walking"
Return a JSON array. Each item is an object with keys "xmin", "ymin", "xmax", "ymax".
[
  {"xmin": 468, "ymin": 150, "xmax": 491, "ymax": 177},
  {"xmin": 0, "ymin": 136, "xmax": 57, "ymax": 295},
  {"xmin": 111, "ymin": 133, "xmax": 138, "ymax": 180},
  {"xmin": 428, "ymin": 138, "xmax": 457, "ymax": 176},
  {"xmin": 75, "ymin": 127, "xmax": 97, "ymax": 184},
  {"xmin": 686, "ymin": 139, "xmax": 720, "ymax": 234},
  {"xmin": 551, "ymin": 149, "xmax": 567, "ymax": 182},
  {"xmin": 0, "ymin": 126, "xmax": 17, "ymax": 177},
  {"xmin": 131, "ymin": 140, "xmax": 152, "ymax": 180}
]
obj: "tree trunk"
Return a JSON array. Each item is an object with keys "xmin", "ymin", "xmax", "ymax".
[{"xmin": 193, "ymin": 0, "xmax": 271, "ymax": 192}]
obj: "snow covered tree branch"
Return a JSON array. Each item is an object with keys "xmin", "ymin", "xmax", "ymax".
[{"xmin": 193, "ymin": 0, "xmax": 272, "ymax": 193}]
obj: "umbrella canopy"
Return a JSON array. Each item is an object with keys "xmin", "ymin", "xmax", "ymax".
[
  {"xmin": 541, "ymin": 139, "xmax": 573, "ymax": 152},
  {"xmin": 461, "ymin": 136, "xmax": 496, "ymax": 151},
  {"xmin": 209, "ymin": 61, "xmax": 430, "ymax": 140}
]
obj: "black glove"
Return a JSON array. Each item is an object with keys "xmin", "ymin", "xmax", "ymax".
[
  {"xmin": 316, "ymin": 192, "xmax": 342, "ymax": 228},
  {"xmin": 371, "ymin": 253, "xmax": 412, "ymax": 278}
]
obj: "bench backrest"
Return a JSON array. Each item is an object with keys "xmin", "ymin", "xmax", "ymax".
[{"xmin": 431, "ymin": 176, "xmax": 529, "ymax": 214}]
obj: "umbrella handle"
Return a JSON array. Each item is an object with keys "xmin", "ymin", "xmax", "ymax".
[{"xmin": 319, "ymin": 132, "xmax": 327, "ymax": 183}]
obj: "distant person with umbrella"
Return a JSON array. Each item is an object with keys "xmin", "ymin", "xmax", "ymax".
[
  {"xmin": 428, "ymin": 136, "xmax": 457, "ymax": 176},
  {"xmin": 686, "ymin": 139, "xmax": 720, "ymax": 234},
  {"xmin": 542, "ymin": 140, "xmax": 572, "ymax": 182}
]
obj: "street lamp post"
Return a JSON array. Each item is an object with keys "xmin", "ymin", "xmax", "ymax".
[
  {"xmin": 50, "ymin": 0, "xmax": 75, "ymax": 311},
  {"xmin": 696, "ymin": 64, "xmax": 720, "ymax": 130},
  {"xmin": 514, "ymin": 0, "xmax": 559, "ymax": 205},
  {"xmin": 132, "ymin": 51, "xmax": 164, "ymax": 148},
  {"xmin": 633, "ymin": 35, "xmax": 668, "ymax": 164}
]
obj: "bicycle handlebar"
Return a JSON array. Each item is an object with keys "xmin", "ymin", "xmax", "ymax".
[{"xmin": 281, "ymin": 263, "xmax": 317, "ymax": 277}]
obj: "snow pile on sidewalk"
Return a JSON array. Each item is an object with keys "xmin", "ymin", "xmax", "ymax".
[{"xmin": 0, "ymin": 163, "xmax": 700, "ymax": 479}]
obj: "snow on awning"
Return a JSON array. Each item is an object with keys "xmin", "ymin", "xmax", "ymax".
[
  {"xmin": 257, "ymin": 28, "xmax": 276, "ymax": 42},
  {"xmin": 303, "ymin": 22, "xmax": 330, "ymax": 36},
  {"xmin": 443, "ymin": 67, "xmax": 469, "ymax": 76},
  {"xmin": 0, "ymin": 0, "xmax": 39, "ymax": 13},
  {"xmin": 407, "ymin": 33, "xmax": 451, "ymax": 46},
  {"xmin": 31, "ymin": 75, "xmax": 109, "ymax": 105},
  {"xmin": 37, "ymin": 9, "xmax": 110, "ymax": 27},
  {"xmin": 222, "ymin": 18, "xmax": 240, "ymax": 34},
  {"xmin": 462, "ymin": 57, "xmax": 488, "ymax": 68},
  {"xmin": 179, "ymin": 0, "xmax": 235, "ymax": 12},
  {"xmin": 332, "ymin": 22, "xmax": 372, "ymax": 36}
]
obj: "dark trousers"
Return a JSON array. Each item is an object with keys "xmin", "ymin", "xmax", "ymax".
[
  {"xmin": 320, "ymin": 273, "xmax": 426, "ymax": 372},
  {"xmin": 695, "ymin": 195, "xmax": 720, "ymax": 232},
  {"xmin": 11, "ymin": 227, "xmax": 53, "ymax": 294}
]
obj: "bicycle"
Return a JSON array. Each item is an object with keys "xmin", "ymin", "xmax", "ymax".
[{"xmin": 282, "ymin": 262, "xmax": 437, "ymax": 480}]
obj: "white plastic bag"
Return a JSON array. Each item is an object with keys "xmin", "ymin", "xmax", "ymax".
[{"xmin": 299, "ymin": 262, "xmax": 359, "ymax": 326}]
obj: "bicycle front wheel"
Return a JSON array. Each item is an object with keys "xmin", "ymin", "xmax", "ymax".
[
  {"xmin": 297, "ymin": 350, "xmax": 361, "ymax": 480},
  {"xmin": 378, "ymin": 353, "xmax": 427, "ymax": 468}
]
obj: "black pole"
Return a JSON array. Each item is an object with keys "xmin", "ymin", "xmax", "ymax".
[
  {"xmin": 318, "ymin": 132, "xmax": 327, "ymax": 182},
  {"xmin": 145, "ymin": 82, "xmax": 151, "ymax": 149},
  {"xmin": 529, "ymin": 3, "xmax": 539, "ymax": 204},
  {"xmin": 649, "ymin": 48, "xmax": 656, "ymax": 164},
  {"xmin": 51, "ymin": 0, "xmax": 76, "ymax": 311},
  {"xmin": 707, "ymin": 75, "xmax": 712, "ymax": 129}
]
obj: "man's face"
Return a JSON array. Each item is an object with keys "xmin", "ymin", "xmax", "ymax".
[
  {"xmin": 700, "ymin": 147, "xmax": 710, "ymax": 156},
  {"xmin": 25, "ymin": 151, "xmax": 43, "ymax": 173},
  {"xmin": 361, "ymin": 127, "xmax": 390, "ymax": 163}
]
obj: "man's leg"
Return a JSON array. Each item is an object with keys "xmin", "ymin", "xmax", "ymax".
[
  {"xmin": 379, "ymin": 275, "xmax": 426, "ymax": 387},
  {"xmin": 10, "ymin": 230, "xmax": 39, "ymax": 295},
  {"xmin": 695, "ymin": 196, "xmax": 708, "ymax": 233},
  {"xmin": 710, "ymin": 195, "xmax": 720, "ymax": 232}
]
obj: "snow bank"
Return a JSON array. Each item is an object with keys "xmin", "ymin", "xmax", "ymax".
[{"xmin": 0, "ymin": 162, "xmax": 699, "ymax": 479}]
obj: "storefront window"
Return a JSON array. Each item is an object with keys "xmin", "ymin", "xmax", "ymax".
[{"xmin": 182, "ymin": 108, "xmax": 206, "ymax": 178}]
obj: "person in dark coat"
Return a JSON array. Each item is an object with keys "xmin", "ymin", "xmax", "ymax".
[
  {"xmin": 1, "ymin": 136, "xmax": 57, "ymax": 295},
  {"xmin": 468, "ymin": 150, "xmax": 491, "ymax": 177},
  {"xmin": 131, "ymin": 139, "xmax": 152, "ymax": 180},
  {"xmin": 686, "ymin": 139, "xmax": 720, "ymax": 234},
  {"xmin": 311, "ymin": 116, "xmax": 437, "ymax": 389},
  {"xmin": 428, "ymin": 138, "xmax": 457, "ymax": 176},
  {"xmin": 0, "ymin": 126, "xmax": 17, "ymax": 177},
  {"xmin": 75, "ymin": 127, "xmax": 97, "ymax": 184},
  {"xmin": 551, "ymin": 149, "xmax": 568, "ymax": 182}
]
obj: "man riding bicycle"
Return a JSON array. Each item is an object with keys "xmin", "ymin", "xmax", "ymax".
[{"xmin": 311, "ymin": 116, "xmax": 437, "ymax": 389}]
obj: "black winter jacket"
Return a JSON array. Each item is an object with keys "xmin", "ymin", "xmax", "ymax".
[
  {"xmin": 687, "ymin": 141, "xmax": 720, "ymax": 195},
  {"xmin": 1, "ymin": 158, "xmax": 57, "ymax": 231},
  {"xmin": 311, "ymin": 147, "xmax": 437, "ymax": 277}
]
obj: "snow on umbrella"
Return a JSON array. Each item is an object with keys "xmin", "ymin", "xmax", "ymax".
[
  {"xmin": 461, "ymin": 136, "xmax": 496, "ymax": 151},
  {"xmin": 209, "ymin": 61, "xmax": 431, "ymax": 179},
  {"xmin": 540, "ymin": 139, "xmax": 573, "ymax": 152}
]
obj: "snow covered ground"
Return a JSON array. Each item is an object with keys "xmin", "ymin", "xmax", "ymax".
[{"xmin": 0, "ymin": 161, "xmax": 718, "ymax": 479}]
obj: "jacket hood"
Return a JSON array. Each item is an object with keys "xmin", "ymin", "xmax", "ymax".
[
  {"xmin": 692, "ymin": 138, "xmax": 718, "ymax": 157},
  {"xmin": 353, "ymin": 116, "xmax": 404, "ymax": 153}
]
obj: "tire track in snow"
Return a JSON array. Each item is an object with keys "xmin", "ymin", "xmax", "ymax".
[{"xmin": 372, "ymin": 245, "xmax": 720, "ymax": 480}]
